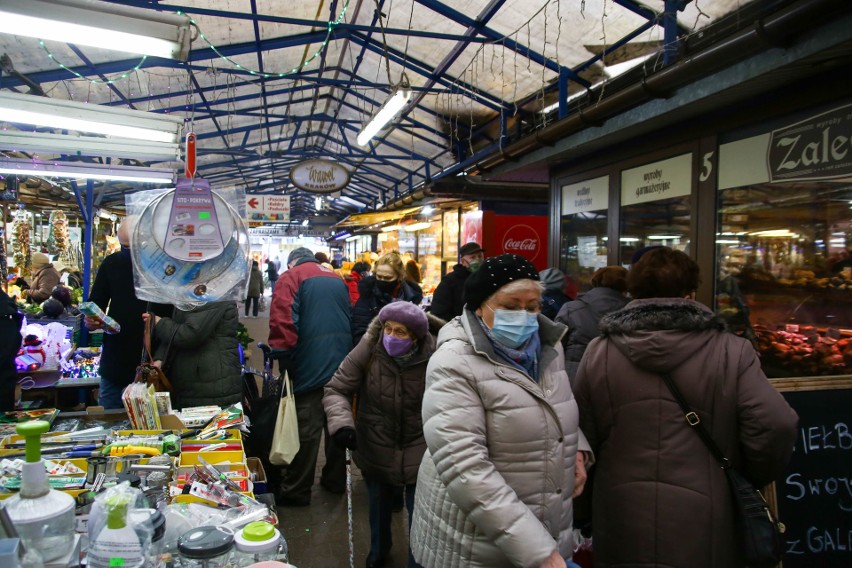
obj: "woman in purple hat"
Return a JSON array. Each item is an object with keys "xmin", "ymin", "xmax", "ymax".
[{"xmin": 324, "ymin": 301, "xmax": 445, "ymax": 568}]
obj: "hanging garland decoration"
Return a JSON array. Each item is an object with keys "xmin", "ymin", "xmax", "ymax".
[
  {"xmin": 38, "ymin": 40, "xmax": 147, "ymax": 85},
  {"xmin": 12, "ymin": 209, "xmax": 31, "ymax": 277},
  {"xmin": 47, "ymin": 210, "xmax": 69, "ymax": 258},
  {"xmin": 180, "ymin": 0, "xmax": 351, "ymax": 79},
  {"xmin": 37, "ymin": 0, "xmax": 350, "ymax": 84}
]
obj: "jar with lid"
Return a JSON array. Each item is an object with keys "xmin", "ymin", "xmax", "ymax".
[
  {"xmin": 232, "ymin": 522, "xmax": 287, "ymax": 566},
  {"xmin": 177, "ymin": 526, "xmax": 235, "ymax": 568},
  {"xmin": 127, "ymin": 508, "xmax": 166, "ymax": 567}
]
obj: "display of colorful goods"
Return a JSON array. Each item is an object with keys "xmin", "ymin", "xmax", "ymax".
[
  {"xmin": 753, "ymin": 324, "xmax": 852, "ymax": 376},
  {"xmin": 0, "ymin": 406, "xmax": 286, "ymax": 566},
  {"xmin": 12, "ymin": 211, "xmax": 30, "ymax": 276},
  {"xmin": 47, "ymin": 209, "xmax": 70, "ymax": 257}
]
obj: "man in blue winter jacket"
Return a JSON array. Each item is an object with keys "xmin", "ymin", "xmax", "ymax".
[{"xmin": 268, "ymin": 247, "xmax": 352, "ymax": 505}]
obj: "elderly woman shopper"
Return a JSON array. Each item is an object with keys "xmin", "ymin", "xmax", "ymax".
[
  {"xmin": 352, "ymin": 252, "xmax": 423, "ymax": 343},
  {"xmin": 410, "ymin": 254, "xmax": 591, "ymax": 568},
  {"xmin": 555, "ymin": 265, "xmax": 629, "ymax": 381},
  {"xmin": 573, "ymin": 247, "xmax": 798, "ymax": 568},
  {"xmin": 324, "ymin": 302, "xmax": 444, "ymax": 568}
]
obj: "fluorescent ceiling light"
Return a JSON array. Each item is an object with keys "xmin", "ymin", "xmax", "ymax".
[
  {"xmin": 0, "ymin": 157, "xmax": 174, "ymax": 183},
  {"xmin": 314, "ymin": 196, "xmax": 323, "ymax": 211},
  {"xmin": 0, "ymin": 0, "xmax": 192, "ymax": 60},
  {"xmin": 357, "ymin": 75, "xmax": 412, "ymax": 146},
  {"xmin": 0, "ymin": 91, "xmax": 183, "ymax": 143},
  {"xmin": 715, "ymin": 239, "xmax": 742, "ymax": 245},
  {"xmin": 381, "ymin": 224, "xmax": 402, "ymax": 233},
  {"xmin": 749, "ymin": 229, "xmax": 799, "ymax": 238},
  {"xmin": 340, "ymin": 195, "xmax": 368, "ymax": 208},
  {"xmin": 647, "ymin": 235, "xmax": 682, "ymax": 240},
  {"xmin": 0, "ymin": 130, "xmax": 180, "ymax": 162},
  {"xmin": 619, "ymin": 237, "xmax": 640, "ymax": 242},
  {"xmin": 404, "ymin": 222, "xmax": 432, "ymax": 231},
  {"xmin": 421, "ymin": 205, "xmax": 434, "ymax": 216},
  {"xmin": 541, "ymin": 54, "xmax": 654, "ymax": 115},
  {"xmin": 302, "ymin": 219, "xmax": 309, "ymax": 227},
  {"xmin": 345, "ymin": 235, "xmax": 360, "ymax": 242}
]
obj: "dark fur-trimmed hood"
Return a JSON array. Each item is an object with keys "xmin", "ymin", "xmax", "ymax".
[
  {"xmin": 597, "ymin": 298, "xmax": 728, "ymax": 373},
  {"xmin": 600, "ymin": 298, "xmax": 726, "ymax": 336}
]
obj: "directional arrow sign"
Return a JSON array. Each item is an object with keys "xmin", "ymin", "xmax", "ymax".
[{"xmin": 245, "ymin": 195, "xmax": 290, "ymax": 222}]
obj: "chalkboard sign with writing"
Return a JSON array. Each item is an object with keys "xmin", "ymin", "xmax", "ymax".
[{"xmin": 775, "ymin": 387, "xmax": 852, "ymax": 567}]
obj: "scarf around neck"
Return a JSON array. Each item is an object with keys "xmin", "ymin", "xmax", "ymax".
[{"xmin": 477, "ymin": 317, "xmax": 541, "ymax": 381}]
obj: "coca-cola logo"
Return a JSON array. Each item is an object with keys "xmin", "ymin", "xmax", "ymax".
[{"xmin": 502, "ymin": 224, "xmax": 541, "ymax": 260}]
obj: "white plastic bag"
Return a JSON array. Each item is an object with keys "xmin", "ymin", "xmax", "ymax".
[{"xmin": 269, "ymin": 373, "xmax": 299, "ymax": 466}]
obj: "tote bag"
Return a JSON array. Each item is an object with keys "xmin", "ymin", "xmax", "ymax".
[{"xmin": 269, "ymin": 373, "xmax": 300, "ymax": 466}]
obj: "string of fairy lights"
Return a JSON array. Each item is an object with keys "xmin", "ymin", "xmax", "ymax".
[{"xmin": 35, "ymin": 0, "xmax": 351, "ymax": 85}]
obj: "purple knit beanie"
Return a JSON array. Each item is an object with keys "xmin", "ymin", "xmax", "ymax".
[{"xmin": 378, "ymin": 301, "xmax": 428, "ymax": 340}]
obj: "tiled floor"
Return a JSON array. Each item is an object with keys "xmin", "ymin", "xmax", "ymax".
[{"xmin": 239, "ymin": 296, "xmax": 413, "ymax": 568}]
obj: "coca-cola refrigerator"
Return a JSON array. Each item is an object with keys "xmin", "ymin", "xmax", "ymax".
[{"xmin": 482, "ymin": 212, "xmax": 549, "ymax": 271}]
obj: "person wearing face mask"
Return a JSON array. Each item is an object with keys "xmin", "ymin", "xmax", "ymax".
[
  {"xmin": 410, "ymin": 254, "xmax": 592, "ymax": 568},
  {"xmin": 324, "ymin": 301, "xmax": 445, "ymax": 568},
  {"xmin": 352, "ymin": 252, "xmax": 423, "ymax": 344},
  {"xmin": 85, "ymin": 219, "xmax": 171, "ymax": 408},
  {"xmin": 429, "ymin": 241, "xmax": 484, "ymax": 321}
]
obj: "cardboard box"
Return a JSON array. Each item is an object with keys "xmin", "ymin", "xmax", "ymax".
[{"xmin": 247, "ymin": 457, "xmax": 268, "ymax": 494}]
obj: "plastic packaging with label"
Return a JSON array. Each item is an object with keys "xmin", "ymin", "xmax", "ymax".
[{"xmin": 126, "ymin": 183, "xmax": 251, "ymax": 311}]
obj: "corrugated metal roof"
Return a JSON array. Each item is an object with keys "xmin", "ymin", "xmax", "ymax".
[{"xmin": 0, "ymin": 0, "xmax": 758, "ymax": 219}]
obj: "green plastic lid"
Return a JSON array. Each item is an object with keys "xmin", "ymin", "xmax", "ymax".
[
  {"xmin": 243, "ymin": 521, "xmax": 275, "ymax": 542},
  {"xmin": 16, "ymin": 420, "xmax": 50, "ymax": 463},
  {"xmin": 104, "ymin": 494, "xmax": 131, "ymax": 530}
]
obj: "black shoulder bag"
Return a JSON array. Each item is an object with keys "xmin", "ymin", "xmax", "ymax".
[{"xmin": 660, "ymin": 373, "xmax": 784, "ymax": 568}]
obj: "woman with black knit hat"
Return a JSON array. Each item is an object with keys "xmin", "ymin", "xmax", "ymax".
[
  {"xmin": 410, "ymin": 254, "xmax": 592, "ymax": 568},
  {"xmin": 324, "ymin": 301, "xmax": 444, "ymax": 568}
]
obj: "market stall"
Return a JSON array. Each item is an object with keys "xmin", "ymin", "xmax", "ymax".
[{"xmin": 0, "ymin": 405, "xmax": 284, "ymax": 567}]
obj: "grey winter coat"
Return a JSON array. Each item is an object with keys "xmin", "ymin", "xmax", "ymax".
[
  {"xmin": 323, "ymin": 313, "xmax": 444, "ymax": 485},
  {"xmin": 555, "ymin": 286, "xmax": 627, "ymax": 380},
  {"xmin": 574, "ymin": 298, "xmax": 798, "ymax": 568},
  {"xmin": 153, "ymin": 301, "xmax": 242, "ymax": 409},
  {"xmin": 410, "ymin": 309, "xmax": 591, "ymax": 568}
]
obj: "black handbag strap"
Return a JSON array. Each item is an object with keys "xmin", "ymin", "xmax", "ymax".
[{"xmin": 660, "ymin": 373, "xmax": 732, "ymax": 471}]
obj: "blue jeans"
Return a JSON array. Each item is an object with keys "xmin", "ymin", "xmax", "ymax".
[
  {"xmin": 98, "ymin": 377, "xmax": 126, "ymax": 409},
  {"xmin": 365, "ymin": 478, "xmax": 417, "ymax": 567}
]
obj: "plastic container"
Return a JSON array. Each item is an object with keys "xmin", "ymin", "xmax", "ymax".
[
  {"xmin": 87, "ymin": 493, "xmax": 144, "ymax": 568},
  {"xmin": 3, "ymin": 421, "xmax": 75, "ymax": 564},
  {"xmin": 233, "ymin": 522, "xmax": 287, "ymax": 566},
  {"xmin": 128, "ymin": 508, "xmax": 165, "ymax": 567},
  {"xmin": 177, "ymin": 525, "xmax": 235, "ymax": 568}
]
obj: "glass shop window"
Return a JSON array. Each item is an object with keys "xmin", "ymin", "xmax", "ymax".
[
  {"xmin": 619, "ymin": 154, "xmax": 693, "ymax": 267},
  {"xmin": 560, "ymin": 176, "xmax": 609, "ymax": 293},
  {"xmin": 715, "ymin": 180, "xmax": 852, "ymax": 378}
]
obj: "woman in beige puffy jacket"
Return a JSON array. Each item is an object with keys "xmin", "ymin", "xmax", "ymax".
[{"xmin": 410, "ymin": 254, "xmax": 591, "ymax": 568}]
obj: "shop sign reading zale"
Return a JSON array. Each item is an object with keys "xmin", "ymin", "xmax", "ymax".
[
  {"xmin": 289, "ymin": 159, "xmax": 351, "ymax": 193},
  {"xmin": 768, "ymin": 103, "xmax": 852, "ymax": 182}
]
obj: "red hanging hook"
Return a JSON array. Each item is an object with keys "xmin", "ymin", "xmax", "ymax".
[{"xmin": 185, "ymin": 132, "xmax": 197, "ymax": 178}]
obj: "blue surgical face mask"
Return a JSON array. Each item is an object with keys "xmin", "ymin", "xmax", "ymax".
[{"xmin": 486, "ymin": 304, "xmax": 539, "ymax": 348}]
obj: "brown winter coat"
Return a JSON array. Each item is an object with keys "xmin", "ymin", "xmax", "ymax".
[
  {"xmin": 323, "ymin": 312, "xmax": 444, "ymax": 485},
  {"xmin": 574, "ymin": 298, "xmax": 798, "ymax": 568},
  {"xmin": 28, "ymin": 264, "xmax": 61, "ymax": 303}
]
